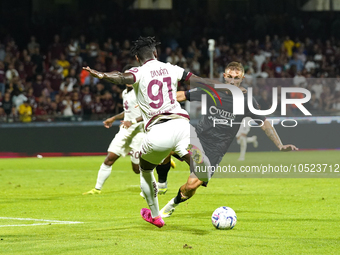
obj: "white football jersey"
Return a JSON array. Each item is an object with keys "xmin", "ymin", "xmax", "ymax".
[
  {"xmin": 127, "ymin": 59, "xmax": 191, "ymax": 130},
  {"xmin": 122, "ymin": 88, "xmax": 143, "ymax": 129}
]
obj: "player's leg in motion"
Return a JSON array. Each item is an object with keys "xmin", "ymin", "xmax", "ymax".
[
  {"xmin": 188, "ymin": 124, "xmax": 211, "ymax": 182},
  {"xmin": 140, "ymin": 154, "xmax": 174, "ymax": 198},
  {"xmin": 160, "ymin": 155, "xmax": 204, "ymax": 218},
  {"xmin": 160, "ymin": 125, "xmax": 210, "ymax": 218},
  {"xmin": 237, "ymin": 118, "xmax": 258, "ymax": 161},
  {"xmin": 83, "ymin": 152, "xmax": 121, "ymax": 195},
  {"xmin": 237, "ymin": 134, "xmax": 247, "ymax": 161},
  {"xmin": 139, "ymin": 157, "xmax": 164, "ymax": 227},
  {"xmin": 140, "ymin": 119, "xmax": 190, "ymax": 227},
  {"xmin": 237, "ymin": 134, "xmax": 258, "ymax": 161},
  {"xmin": 155, "ymin": 155, "xmax": 172, "ymax": 194}
]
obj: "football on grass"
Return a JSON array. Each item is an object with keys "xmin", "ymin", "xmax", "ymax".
[{"xmin": 211, "ymin": 206, "xmax": 237, "ymax": 230}]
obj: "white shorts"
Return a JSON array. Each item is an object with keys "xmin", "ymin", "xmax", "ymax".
[
  {"xmin": 140, "ymin": 118, "xmax": 190, "ymax": 165},
  {"xmin": 108, "ymin": 126, "xmax": 145, "ymax": 164}
]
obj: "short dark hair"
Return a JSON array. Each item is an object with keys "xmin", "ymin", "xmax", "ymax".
[
  {"xmin": 130, "ymin": 36, "xmax": 160, "ymax": 62},
  {"xmin": 122, "ymin": 64, "xmax": 135, "ymax": 73}
]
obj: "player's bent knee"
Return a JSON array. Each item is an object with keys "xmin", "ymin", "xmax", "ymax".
[{"xmin": 105, "ymin": 152, "xmax": 119, "ymax": 166}]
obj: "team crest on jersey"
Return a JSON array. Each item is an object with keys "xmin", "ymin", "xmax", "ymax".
[{"xmin": 124, "ymin": 100, "xmax": 129, "ymax": 110}]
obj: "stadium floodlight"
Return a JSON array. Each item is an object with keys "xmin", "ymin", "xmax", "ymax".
[{"xmin": 208, "ymin": 39, "xmax": 215, "ymax": 79}]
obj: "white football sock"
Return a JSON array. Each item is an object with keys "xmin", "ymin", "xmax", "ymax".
[
  {"xmin": 140, "ymin": 167, "xmax": 159, "ymax": 218},
  {"xmin": 246, "ymin": 136, "xmax": 256, "ymax": 143},
  {"xmin": 95, "ymin": 163, "xmax": 112, "ymax": 190},
  {"xmin": 239, "ymin": 136, "xmax": 247, "ymax": 159}
]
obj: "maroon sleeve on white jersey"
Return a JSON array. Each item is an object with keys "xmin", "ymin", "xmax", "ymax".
[{"xmin": 126, "ymin": 67, "xmax": 141, "ymax": 84}]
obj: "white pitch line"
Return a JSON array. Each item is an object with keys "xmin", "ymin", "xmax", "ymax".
[{"xmin": 0, "ymin": 217, "xmax": 83, "ymax": 227}]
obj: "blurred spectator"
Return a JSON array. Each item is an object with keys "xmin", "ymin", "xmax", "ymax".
[
  {"xmin": 32, "ymin": 74, "xmax": 45, "ymax": 98},
  {"xmin": 311, "ymin": 79, "xmax": 324, "ymax": 98},
  {"xmin": 296, "ymin": 47, "xmax": 307, "ymax": 64},
  {"xmin": 62, "ymin": 94, "xmax": 73, "ymax": 116},
  {"xmin": 68, "ymin": 68, "xmax": 79, "ymax": 85},
  {"xmin": 81, "ymin": 86, "xmax": 93, "ymax": 119},
  {"xmin": 243, "ymin": 68, "xmax": 254, "ymax": 87},
  {"xmin": 45, "ymin": 67, "xmax": 63, "ymax": 98},
  {"xmin": 24, "ymin": 55, "xmax": 36, "ymax": 81},
  {"xmin": 304, "ymin": 56, "xmax": 316, "ymax": 73},
  {"xmin": 92, "ymin": 94, "xmax": 105, "ymax": 116},
  {"xmin": 305, "ymin": 90, "xmax": 321, "ymax": 111},
  {"xmin": 84, "ymin": 74, "xmax": 99, "ymax": 87},
  {"xmin": 54, "ymin": 94, "xmax": 63, "ymax": 114},
  {"xmin": 283, "ymin": 36, "xmax": 295, "ymax": 58},
  {"xmin": 31, "ymin": 47, "xmax": 45, "ymax": 74},
  {"xmin": 320, "ymin": 86, "xmax": 334, "ymax": 111},
  {"xmin": 254, "ymin": 49, "xmax": 265, "ymax": 74},
  {"xmin": 72, "ymin": 92, "xmax": 82, "ymax": 115},
  {"xmin": 314, "ymin": 49, "xmax": 323, "ymax": 70},
  {"xmin": 48, "ymin": 35, "xmax": 64, "ymax": 61},
  {"xmin": 293, "ymin": 71, "xmax": 307, "ymax": 88},
  {"xmin": 87, "ymin": 40, "xmax": 100, "ymax": 67},
  {"xmin": 94, "ymin": 82, "xmax": 105, "ymax": 96},
  {"xmin": 1, "ymin": 92, "xmax": 15, "ymax": 120},
  {"xmin": 66, "ymin": 39, "xmax": 78, "ymax": 61},
  {"xmin": 34, "ymin": 102, "xmax": 47, "ymax": 121},
  {"xmin": 6, "ymin": 64, "xmax": 19, "ymax": 82},
  {"xmin": 101, "ymin": 90, "xmax": 115, "ymax": 114},
  {"xmin": 69, "ymin": 56, "xmax": 81, "ymax": 74},
  {"xmin": 47, "ymin": 101, "xmax": 59, "ymax": 117},
  {"xmin": 57, "ymin": 53, "xmax": 70, "ymax": 78},
  {"xmin": 12, "ymin": 90, "xmax": 27, "ymax": 111},
  {"xmin": 49, "ymin": 59, "xmax": 63, "ymax": 75},
  {"xmin": 26, "ymin": 87, "xmax": 37, "ymax": 109},
  {"xmin": 78, "ymin": 35, "xmax": 88, "ymax": 64},
  {"xmin": 18, "ymin": 100, "xmax": 32, "ymax": 122},
  {"xmin": 80, "ymin": 65, "xmax": 90, "ymax": 85},
  {"xmin": 191, "ymin": 56, "xmax": 201, "ymax": 75},
  {"xmin": 60, "ymin": 77, "xmax": 76, "ymax": 93},
  {"xmin": 289, "ymin": 53, "xmax": 304, "ymax": 72},
  {"xmin": 17, "ymin": 63, "xmax": 27, "ymax": 82},
  {"xmin": 27, "ymin": 36, "xmax": 40, "ymax": 55},
  {"xmin": 331, "ymin": 97, "xmax": 340, "ymax": 112}
]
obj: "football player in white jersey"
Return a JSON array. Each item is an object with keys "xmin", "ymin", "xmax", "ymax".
[
  {"xmin": 83, "ymin": 64, "xmax": 174, "ymax": 196},
  {"xmin": 83, "ymin": 37, "xmax": 209, "ymax": 228}
]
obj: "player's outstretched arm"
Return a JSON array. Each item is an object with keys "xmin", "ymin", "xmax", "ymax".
[
  {"xmin": 261, "ymin": 120, "xmax": 298, "ymax": 152},
  {"xmin": 103, "ymin": 111, "xmax": 125, "ymax": 128},
  {"xmin": 83, "ymin": 67, "xmax": 135, "ymax": 85}
]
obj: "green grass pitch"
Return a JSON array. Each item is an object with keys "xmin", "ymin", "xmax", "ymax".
[{"xmin": 1, "ymin": 151, "xmax": 339, "ymax": 254}]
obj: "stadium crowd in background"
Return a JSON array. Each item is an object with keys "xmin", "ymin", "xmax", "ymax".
[{"xmin": 1, "ymin": 31, "xmax": 340, "ymax": 122}]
